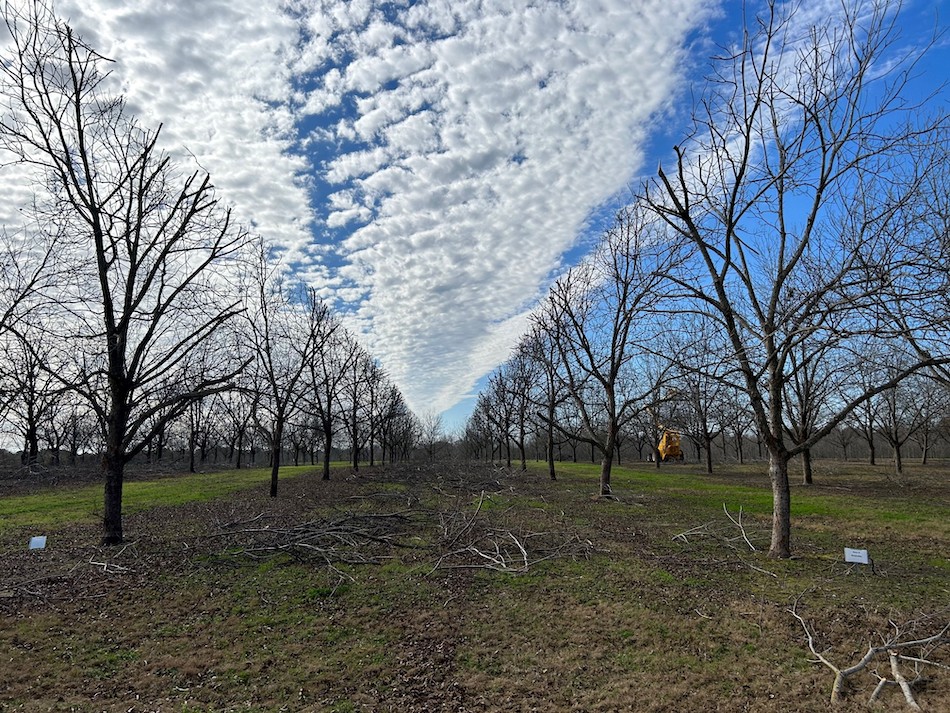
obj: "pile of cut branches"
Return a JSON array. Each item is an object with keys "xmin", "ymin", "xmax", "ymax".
[
  {"xmin": 791, "ymin": 604, "xmax": 950, "ymax": 710},
  {"xmin": 429, "ymin": 491, "xmax": 594, "ymax": 574},
  {"xmin": 213, "ymin": 511, "xmax": 421, "ymax": 568}
]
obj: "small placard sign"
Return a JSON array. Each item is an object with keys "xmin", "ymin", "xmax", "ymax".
[
  {"xmin": 28, "ymin": 535, "xmax": 47, "ymax": 550},
  {"xmin": 844, "ymin": 547, "xmax": 869, "ymax": 564}
]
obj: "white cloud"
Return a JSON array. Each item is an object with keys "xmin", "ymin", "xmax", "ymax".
[
  {"xmin": 48, "ymin": 0, "xmax": 314, "ymax": 258},
  {"xmin": 0, "ymin": 0, "xmax": 765, "ymax": 425},
  {"xmin": 298, "ymin": 0, "xmax": 716, "ymax": 415}
]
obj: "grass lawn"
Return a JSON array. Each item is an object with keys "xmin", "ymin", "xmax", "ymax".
[
  {"xmin": 1, "ymin": 458, "xmax": 947, "ymax": 711},
  {"xmin": 0, "ymin": 465, "xmax": 323, "ymax": 531}
]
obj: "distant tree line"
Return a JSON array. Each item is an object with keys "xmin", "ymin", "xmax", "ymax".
[
  {"xmin": 0, "ymin": 1, "xmax": 421, "ymax": 544},
  {"xmin": 465, "ymin": 366, "xmax": 950, "ymax": 470},
  {"xmin": 466, "ymin": 0, "xmax": 950, "ymax": 559}
]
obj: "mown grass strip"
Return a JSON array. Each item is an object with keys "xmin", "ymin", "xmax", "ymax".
[
  {"xmin": 0, "ymin": 465, "xmax": 331, "ymax": 533},
  {"xmin": 533, "ymin": 461, "xmax": 950, "ymax": 537}
]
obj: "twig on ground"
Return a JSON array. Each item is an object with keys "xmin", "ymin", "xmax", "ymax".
[
  {"xmin": 722, "ymin": 504, "xmax": 756, "ymax": 551},
  {"xmin": 790, "ymin": 603, "xmax": 950, "ymax": 707},
  {"xmin": 214, "ymin": 511, "xmax": 420, "ymax": 568},
  {"xmin": 88, "ymin": 558, "xmax": 133, "ymax": 573}
]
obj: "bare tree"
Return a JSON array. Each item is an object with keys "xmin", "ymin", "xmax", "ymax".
[
  {"xmin": 361, "ymin": 360, "xmax": 388, "ymax": 466},
  {"xmin": 307, "ymin": 323, "xmax": 359, "ymax": 480},
  {"xmin": 681, "ymin": 378, "xmax": 725, "ymax": 472},
  {"xmin": 481, "ymin": 372, "xmax": 515, "ymax": 467},
  {"xmin": 654, "ymin": 314, "xmax": 737, "ymax": 472},
  {"xmin": 909, "ymin": 382, "xmax": 950, "ymax": 466},
  {"xmin": 341, "ymin": 346, "xmax": 373, "ymax": 471},
  {"xmin": 0, "ymin": 3, "xmax": 250, "ymax": 543},
  {"xmin": 829, "ymin": 425, "xmax": 856, "ymax": 462},
  {"xmin": 417, "ymin": 410, "xmax": 444, "ymax": 462},
  {"xmin": 377, "ymin": 388, "xmax": 417, "ymax": 463},
  {"xmin": 533, "ymin": 205, "xmax": 676, "ymax": 496},
  {"xmin": 519, "ymin": 323, "xmax": 569, "ymax": 480},
  {"xmin": 491, "ymin": 349, "xmax": 538, "ymax": 472},
  {"xmin": 847, "ymin": 367, "xmax": 882, "ymax": 466},
  {"xmin": 783, "ymin": 340, "xmax": 838, "ymax": 485},
  {"xmin": 875, "ymin": 367, "xmax": 933, "ymax": 477},
  {"xmin": 217, "ymin": 382, "xmax": 255, "ymax": 469},
  {"xmin": 374, "ymin": 383, "xmax": 411, "ymax": 465},
  {"xmin": 643, "ymin": 0, "xmax": 949, "ymax": 557},
  {"xmin": 244, "ymin": 253, "xmax": 333, "ymax": 496},
  {"xmin": 0, "ymin": 323, "xmax": 63, "ymax": 469}
]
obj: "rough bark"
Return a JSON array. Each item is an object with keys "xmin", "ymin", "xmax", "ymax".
[{"xmin": 767, "ymin": 454, "xmax": 792, "ymax": 559}]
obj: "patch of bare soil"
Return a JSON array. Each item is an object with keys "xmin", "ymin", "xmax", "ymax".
[{"xmin": 1, "ymin": 461, "xmax": 948, "ymax": 712}]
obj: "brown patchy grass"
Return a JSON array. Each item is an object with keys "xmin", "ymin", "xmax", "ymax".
[{"xmin": 1, "ymin": 459, "xmax": 948, "ymax": 712}]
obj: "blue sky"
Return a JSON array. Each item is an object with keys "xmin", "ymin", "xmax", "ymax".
[{"xmin": 1, "ymin": 0, "xmax": 947, "ymax": 432}]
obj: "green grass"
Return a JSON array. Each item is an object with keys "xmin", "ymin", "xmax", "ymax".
[
  {"xmin": 0, "ymin": 464, "xmax": 338, "ymax": 533},
  {"xmin": 2, "ymin": 459, "xmax": 948, "ymax": 711},
  {"xmin": 538, "ymin": 460, "xmax": 949, "ymax": 537}
]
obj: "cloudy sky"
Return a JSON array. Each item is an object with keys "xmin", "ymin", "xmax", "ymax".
[{"xmin": 4, "ymin": 0, "xmax": 948, "ymax": 429}]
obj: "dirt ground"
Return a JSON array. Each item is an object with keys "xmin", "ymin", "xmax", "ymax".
[{"xmin": 1, "ymin": 460, "xmax": 948, "ymax": 712}]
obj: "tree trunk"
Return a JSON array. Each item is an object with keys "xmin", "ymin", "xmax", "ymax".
[
  {"xmin": 156, "ymin": 424, "xmax": 165, "ymax": 462},
  {"xmin": 704, "ymin": 436, "xmax": 713, "ymax": 474},
  {"xmin": 599, "ymin": 421, "xmax": 618, "ymax": 496},
  {"xmin": 188, "ymin": 428, "xmax": 197, "ymax": 474},
  {"xmin": 102, "ymin": 454, "xmax": 124, "ymax": 545},
  {"xmin": 767, "ymin": 453, "xmax": 792, "ymax": 559},
  {"xmin": 102, "ymin": 388, "xmax": 129, "ymax": 544},
  {"xmin": 24, "ymin": 425, "xmax": 39, "ymax": 468},
  {"xmin": 269, "ymin": 421, "xmax": 283, "ymax": 497},
  {"xmin": 69, "ymin": 415, "xmax": 78, "ymax": 466},
  {"xmin": 893, "ymin": 443, "xmax": 903, "ymax": 476},
  {"xmin": 322, "ymin": 429, "xmax": 333, "ymax": 480},
  {"xmin": 234, "ymin": 430, "xmax": 244, "ymax": 469},
  {"xmin": 546, "ymin": 413, "xmax": 556, "ymax": 481},
  {"xmin": 801, "ymin": 448, "xmax": 813, "ymax": 485}
]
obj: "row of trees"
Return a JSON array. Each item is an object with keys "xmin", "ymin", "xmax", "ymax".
[
  {"xmin": 467, "ymin": 337, "xmax": 950, "ymax": 473},
  {"xmin": 0, "ymin": 2, "xmax": 419, "ymax": 544},
  {"xmin": 0, "ymin": 284, "xmax": 421, "ymax": 472},
  {"xmin": 467, "ymin": 0, "xmax": 950, "ymax": 559}
]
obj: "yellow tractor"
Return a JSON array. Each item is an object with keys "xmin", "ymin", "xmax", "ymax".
[{"xmin": 657, "ymin": 430, "xmax": 684, "ymax": 462}]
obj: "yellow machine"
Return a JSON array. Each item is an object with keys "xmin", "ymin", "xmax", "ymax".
[{"xmin": 657, "ymin": 430, "xmax": 684, "ymax": 462}]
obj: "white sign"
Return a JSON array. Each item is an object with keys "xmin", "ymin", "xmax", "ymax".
[
  {"xmin": 28, "ymin": 535, "xmax": 47, "ymax": 550},
  {"xmin": 844, "ymin": 547, "xmax": 869, "ymax": 564}
]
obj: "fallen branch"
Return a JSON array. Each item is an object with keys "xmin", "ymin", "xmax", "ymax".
[
  {"xmin": 722, "ymin": 504, "xmax": 756, "ymax": 551},
  {"xmin": 430, "ymin": 529, "xmax": 593, "ymax": 574},
  {"xmin": 88, "ymin": 558, "xmax": 133, "ymax": 573},
  {"xmin": 673, "ymin": 504, "xmax": 760, "ymax": 552},
  {"xmin": 890, "ymin": 650, "xmax": 923, "ymax": 712},
  {"xmin": 214, "ymin": 511, "xmax": 421, "ymax": 567},
  {"xmin": 790, "ymin": 604, "xmax": 950, "ymax": 707},
  {"xmin": 672, "ymin": 521, "xmax": 715, "ymax": 544}
]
